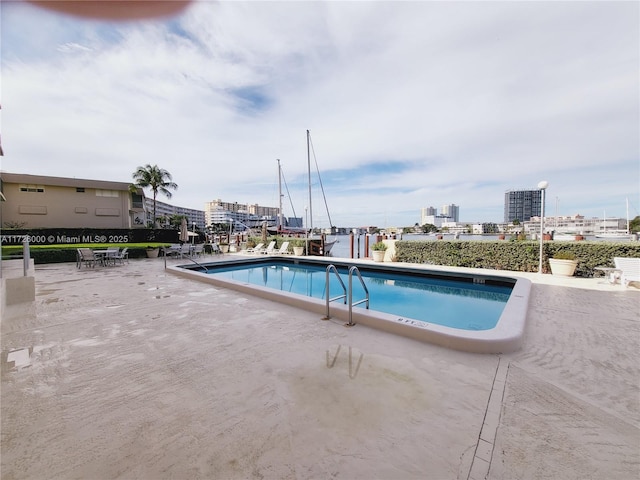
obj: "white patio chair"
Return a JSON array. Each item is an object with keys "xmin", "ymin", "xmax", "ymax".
[{"xmin": 614, "ymin": 257, "xmax": 640, "ymax": 287}]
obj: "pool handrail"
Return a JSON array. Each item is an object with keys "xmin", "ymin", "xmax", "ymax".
[
  {"xmin": 323, "ymin": 264, "xmax": 370, "ymax": 327},
  {"xmin": 323, "ymin": 264, "xmax": 347, "ymax": 320},
  {"xmin": 165, "ymin": 251, "xmax": 208, "ymax": 272},
  {"xmin": 348, "ymin": 266, "xmax": 369, "ymax": 327}
]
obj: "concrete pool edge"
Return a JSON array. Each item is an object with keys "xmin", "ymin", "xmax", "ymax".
[{"xmin": 166, "ymin": 257, "xmax": 531, "ymax": 354}]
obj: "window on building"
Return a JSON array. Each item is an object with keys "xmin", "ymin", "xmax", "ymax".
[
  {"xmin": 131, "ymin": 192, "xmax": 144, "ymax": 209},
  {"xmin": 95, "ymin": 189, "xmax": 119, "ymax": 197},
  {"xmin": 76, "ymin": 187, "xmax": 85, "ymax": 192},
  {"xmin": 19, "ymin": 184, "xmax": 45, "ymax": 193}
]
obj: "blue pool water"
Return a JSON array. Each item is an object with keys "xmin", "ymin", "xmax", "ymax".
[{"xmin": 204, "ymin": 260, "xmax": 511, "ymax": 331}]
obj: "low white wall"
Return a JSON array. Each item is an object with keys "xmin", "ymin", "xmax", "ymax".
[
  {"xmin": 1, "ymin": 259, "xmax": 36, "ymax": 324},
  {"xmin": 382, "ymin": 240, "xmax": 396, "ymax": 262}
]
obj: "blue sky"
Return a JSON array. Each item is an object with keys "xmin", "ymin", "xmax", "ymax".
[{"xmin": 1, "ymin": 0, "xmax": 638, "ymax": 228}]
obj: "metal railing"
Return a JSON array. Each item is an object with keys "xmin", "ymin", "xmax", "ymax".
[
  {"xmin": 323, "ymin": 264, "xmax": 370, "ymax": 326},
  {"xmin": 163, "ymin": 247, "xmax": 208, "ymax": 272},
  {"xmin": 323, "ymin": 264, "xmax": 347, "ymax": 320},
  {"xmin": 347, "ymin": 266, "xmax": 369, "ymax": 326}
]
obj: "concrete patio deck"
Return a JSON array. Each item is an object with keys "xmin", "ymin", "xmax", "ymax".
[{"xmin": 1, "ymin": 255, "xmax": 638, "ymax": 479}]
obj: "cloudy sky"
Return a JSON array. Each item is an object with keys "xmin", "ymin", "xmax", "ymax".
[{"xmin": 2, "ymin": 0, "xmax": 638, "ymax": 228}]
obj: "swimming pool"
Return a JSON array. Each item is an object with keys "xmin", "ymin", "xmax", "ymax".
[
  {"xmin": 205, "ymin": 261, "xmax": 510, "ymax": 330},
  {"xmin": 167, "ymin": 257, "xmax": 531, "ymax": 353}
]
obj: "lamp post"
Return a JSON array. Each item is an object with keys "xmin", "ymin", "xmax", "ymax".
[{"xmin": 538, "ymin": 180, "xmax": 549, "ymax": 273}]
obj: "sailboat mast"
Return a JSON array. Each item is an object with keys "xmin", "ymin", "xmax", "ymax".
[
  {"xmin": 307, "ymin": 130, "xmax": 313, "ymax": 232},
  {"xmin": 627, "ymin": 198, "xmax": 630, "ymax": 234},
  {"xmin": 277, "ymin": 159, "xmax": 283, "ymax": 232}
]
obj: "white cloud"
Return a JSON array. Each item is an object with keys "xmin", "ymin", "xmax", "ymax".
[{"xmin": 2, "ymin": 0, "xmax": 638, "ymax": 227}]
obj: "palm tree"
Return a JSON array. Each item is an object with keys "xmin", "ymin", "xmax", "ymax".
[{"xmin": 131, "ymin": 164, "xmax": 178, "ymax": 227}]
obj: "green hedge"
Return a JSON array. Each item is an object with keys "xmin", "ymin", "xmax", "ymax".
[
  {"xmin": 395, "ymin": 240, "xmax": 640, "ymax": 277},
  {"xmin": 0, "ymin": 228, "xmax": 183, "ymax": 246},
  {"xmin": 1, "ymin": 243, "xmax": 170, "ymax": 264}
]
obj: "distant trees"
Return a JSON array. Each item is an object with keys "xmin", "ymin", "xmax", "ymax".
[
  {"xmin": 168, "ymin": 214, "xmax": 187, "ymax": 229},
  {"xmin": 482, "ymin": 223, "xmax": 499, "ymax": 233},
  {"xmin": 209, "ymin": 222, "xmax": 232, "ymax": 234},
  {"xmin": 630, "ymin": 215, "xmax": 640, "ymax": 234},
  {"xmin": 403, "ymin": 224, "xmax": 420, "ymax": 234},
  {"xmin": 508, "ymin": 219, "xmax": 522, "ymax": 236},
  {"xmin": 131, "ymin": 165, "xmax": 178, "ymax": 227}
]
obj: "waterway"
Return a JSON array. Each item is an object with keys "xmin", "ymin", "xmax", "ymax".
[{"xmin": 328, "ymin": 233, "xmax": 635, "ymax": 259}]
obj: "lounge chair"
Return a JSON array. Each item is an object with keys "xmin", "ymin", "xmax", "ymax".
[
  {"xmin": 275, "ymin": 241, "xmax": 292, "ymax": 255},
  {"xmin": 77, "ymin": 248, "xmax": 99, "ymax": 268},
  {"xmin": 261, "ymin": 241, "xmax": 277, "ymax": 255},
  {"xmin": 614, "ymin": 257, "xmax": 640, "ymax": 287},
  {"xmin": 193, "ymin": 244, "xmax": 204, "ymax": 258},
  {"xmin": 245, "ymin": 242, "xmax": 264, "ymax": 254}
]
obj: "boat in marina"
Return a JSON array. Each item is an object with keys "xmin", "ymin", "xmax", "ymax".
[
  {"xmin": 271, "ymin": 159, "xmax": 307, "ymax": 236},
  {"xmin": 270, "ymin": 131, "xmax": 337, "ymax": 255},
  {"xmin": 595, "ymin": 199, "xmax": 632, "ymax": 239},
  {"xmin": 305, "ymin": 130, "xmax": 337, "ymax": 255},
  {"xmin": 595, "ymin": 231, "xmax": 632, "ymax": 240},
  {"xmin": 551, "ymin": 232, "xmax": 581, "ymax": 241}
]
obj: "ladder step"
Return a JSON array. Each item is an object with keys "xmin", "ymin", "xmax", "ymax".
[{"xmin": 352, "ymin": 298, "xmax": 368, "ymax": 307}]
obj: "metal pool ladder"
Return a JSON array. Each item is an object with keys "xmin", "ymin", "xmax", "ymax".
[{"xmin": 323, "ymin": 264, "xmax": 370, "ymax": 326}]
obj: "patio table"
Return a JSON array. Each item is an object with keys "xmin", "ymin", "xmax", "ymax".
[{"xmin": 594, "ymin": 266, "xmax": 622, "ymax": 285}]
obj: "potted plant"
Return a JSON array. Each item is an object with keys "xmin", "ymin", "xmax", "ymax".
[
  {"xmin": 371, "ymin": 241, "xmax": 387, "ymax": 262},
  {"xmin": 549, "ymin": 251, "xmax": 578, "ymax": 276},
  {"xmin": 219, "ymin": 242, "xmax": 230, "ymax": 253},
  {"xmin": 145, "ymin": 246, "xmax": 160, "ymax": 258},
  {"xmin": 289, "ymin": 239, "xmax": 306, "ymax": 256}
]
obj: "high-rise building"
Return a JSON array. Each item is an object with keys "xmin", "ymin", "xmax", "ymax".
[
  {"xmin": 420, "ymin": 206, "xmax": 437, "ymax": 225},
  {"xmin": 504, "ymin": 189, "xmax": 543, "ymax": 223},
  {"xmin": 145, "ymin": 198, "xmax": 205, "ymax": 229},
  {"xmin": 441, "ymin": 204, "xmax": 459, "ymax": 222},
  {"xmin": 204, "ymin": 199, "xmax": 280, "ymax": 228}
]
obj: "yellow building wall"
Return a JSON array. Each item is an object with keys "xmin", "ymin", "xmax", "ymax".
[{"xmin": 1, "ymin": 182, "xmax": 133, "ymax": 229}]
